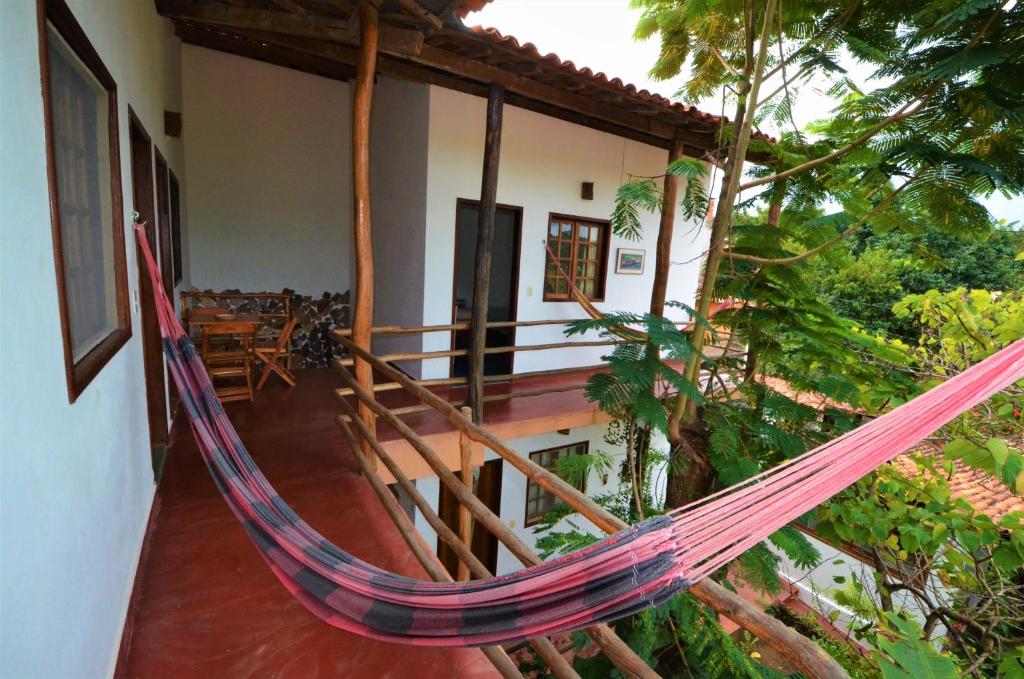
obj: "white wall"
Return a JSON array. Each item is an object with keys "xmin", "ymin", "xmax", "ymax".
[
  {"xmin": 408, "ymin": 422, "xmax": 670, "ymax": 577},
  {"xmin": 0, "ymin": 1, "xmax": 183, "ymax": 676},
  {"xmin": 773, "ymin": 533, "xmax": 942, "ymax": 639},
  {"xmin": 181, "ymin": 46, "xmax": 352, "ymax": 296},
  {"xmin": 419, "ymin": 86, "xmax": 711, "ymax": 379},
  {"xmin": 370, "ymin": 76, "xmax": 430, "ymax": 375},
  {"xmin": 491, "ymin": 423, "xmax": 670, "ymax": 575}
]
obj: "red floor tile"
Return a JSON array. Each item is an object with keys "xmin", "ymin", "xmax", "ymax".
[{"xmin": 119, "ymin": 369, "xmax": 499, "ymax": 679}]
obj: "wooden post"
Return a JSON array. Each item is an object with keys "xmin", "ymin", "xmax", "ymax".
[
  {"xmin": 457, "ymin": 405, "xmax": 474, "ymax": 581},
  {"xmin": 650, "ymin": 136, "xmax": 686, "ymax": 317},
  {"xmin": 468, "ymin": 83, "xmax": 505, "ymax": 424},
  {"xmin": 351, "ymin": 2, "xmax": 378, "ymax": 467},
  {"xmin": 335, "ymin": 404, "xmax": 579, "ymax": 678}
]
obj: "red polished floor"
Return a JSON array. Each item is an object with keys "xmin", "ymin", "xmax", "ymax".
[
  {"xmin": 119, "ymin": 369, "xmax": 499, "ymax": 679},
  {"xmin": 365, "ymin": 363, "xmax": 612, "ymax": 442}
]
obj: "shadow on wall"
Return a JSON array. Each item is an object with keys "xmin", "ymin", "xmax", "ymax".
[{"xmin": 187, "ymin": 289, "xmax": 350, "ymax": 368}]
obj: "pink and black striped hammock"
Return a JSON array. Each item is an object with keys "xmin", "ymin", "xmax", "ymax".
[{"xmin": 138, "ymin": 225, "xmax": 1024, "ymax": 646}]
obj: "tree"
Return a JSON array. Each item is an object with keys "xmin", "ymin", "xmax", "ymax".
[
  {"xmin": 547, "ymin": 1, "xmax": 1024, "ymax": 675},
  {"xmin": 815, "ymin": 289, "xmax": 1024, "ymax": 678},
  {"xmin": 808, "ymin": 225, "xmax": 1024, "ymax": 340},
  {"xmin": 623, "ymin": 0, "xmax": 1024, "ymax": 506}
]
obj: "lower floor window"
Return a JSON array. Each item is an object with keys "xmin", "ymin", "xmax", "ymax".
[{"xmin": 525, "ymin": 441, "xmax": 588, "ymax": 525}]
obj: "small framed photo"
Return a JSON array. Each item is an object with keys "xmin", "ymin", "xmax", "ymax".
[{"xmin": 615, "ymin": 248, "xmax": 645, "ymax": 275}]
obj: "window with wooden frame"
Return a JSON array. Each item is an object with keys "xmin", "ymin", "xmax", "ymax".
[
  {"xmin": 543, "ymin": 215, "xmax": 609, "ymax": 301},
  {"xmin": 39, "ymin": 0, "xmax": 130, "ymax": 402},
  {"xmin": 524, "ymin": 441, "xmax": 588, "ymax": 526}
]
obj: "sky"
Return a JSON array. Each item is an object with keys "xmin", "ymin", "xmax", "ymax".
[{"xmin": 473, "ymin": 0, "xmax": 1021, "ymax": 226}]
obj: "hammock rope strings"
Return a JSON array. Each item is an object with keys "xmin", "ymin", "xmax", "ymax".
[
  {"xmin": 137, "ymin": 225, "xmax": 1024, "ymax": 646},
  {"xmin": 137, "ymin": 226, "xmax": 687, "ymax": 646}
]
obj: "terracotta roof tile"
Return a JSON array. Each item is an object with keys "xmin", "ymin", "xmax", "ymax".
[
  {"xmin": 891, "ymin": 445, "xmax": 1023, "ymax": 523},
  {"xmin": 756, "ymin": 375, "xmax": 854, "ymax": 412},
  {"xmin": 466, "ymin": 25, "xmax": 775, "ymax": 143},
  {"xmin": 755, "ymin": 378, "xmax": 1021, "ymax": 521},
  {"xmin": 456, "ymin": 0, "xmax": 492, "ymax": 18}
]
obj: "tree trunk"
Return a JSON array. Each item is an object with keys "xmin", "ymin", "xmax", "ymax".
[
  {"xmin": 664, "ymin": 419, "xmax": 715, "ymax": 508},
  {"xmin": 665, "ymin": 0, "xmax": 778, "ymax": 504}
]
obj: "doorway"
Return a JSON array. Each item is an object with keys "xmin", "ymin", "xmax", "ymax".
[
  {"xmin": 438, "ymin": 457, "xmax": 504, "ymax": 575},
  {"xmin": 129, "ymin": 109, "xmax": 168, "ymax": 481},
  {"xmin": 450, "ymin": 199, "xmax": 522, "ymax": 378}
]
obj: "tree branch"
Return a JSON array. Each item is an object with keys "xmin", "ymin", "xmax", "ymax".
[
  {"xmin": 726, "ymin": 172, "xmax": 916, "ymax": 265},
  {"xmin": 706, "ymin": 42, "xmax": 742, "ymax": 77},
  {"xmin": 668, "ymin": 0, "xmax": 778, "ymax": 441},
  {"xmin": 744, "ymin": 1, "xmax": 1008, "ymax": 192},
  {"xmin": 760, "ymin": 0, "xmax": 861, "ymax": 82},
  {"xmin": 739, "ymin": 95, "xmax": 926, "ymax": 192}
]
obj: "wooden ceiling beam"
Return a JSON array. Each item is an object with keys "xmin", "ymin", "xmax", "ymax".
[
  {"xmin": 174, "ymin": 22, "xmax": 356, "ymax": 80},
  {"xmin": 394, "ymin": 0, "xmax": 443, "ymax": 31},
  {"xmin": 176, "ymin": 25, "xmax": 696, "ymax": 152},
  {"xmin": 268, "ymin": 0, "xmax": 307, "ymax": 16},
  {"xmin": 324, "ymin": 0, "xmax": 356, "ymax": 13},
  {"xmin": 501, "ymin": 61, "xmax": 543, "ymax": 76},
  {"xmin": 156, "ymin": 0, "xmax": 423, "ymax": 55}
]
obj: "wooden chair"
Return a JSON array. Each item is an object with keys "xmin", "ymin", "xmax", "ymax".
[
  {"xmin": 202, "ymin": 321, "xmax": 257, "ymax": 402},
  {"xmin": 256, "ymin": 315, "xmax": 298, "ymax": 390}
]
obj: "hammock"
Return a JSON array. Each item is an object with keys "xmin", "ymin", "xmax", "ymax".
[{"xmin": 138, "ymin": 225, "xmax": 1024, "ymax": 647}]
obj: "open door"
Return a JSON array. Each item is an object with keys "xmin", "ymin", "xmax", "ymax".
[
  {"xmin": 438, "ymin": 458, "xmax": 503, "ymax": 576},
  {"xmin": 451, "ymin": 199, "xmax": 522, "ymax": 378},
  {"xmin": 129, "ymin": 110, "xmax": 168, "ymax": 480}
]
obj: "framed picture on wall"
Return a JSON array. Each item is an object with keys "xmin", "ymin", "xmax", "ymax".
[{"xmin": 615, "ymin": 248, "xmax": 645, "ymax": 275}]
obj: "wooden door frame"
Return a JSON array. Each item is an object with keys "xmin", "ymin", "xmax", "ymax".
[
  {"xmin": 448, "ymin": 198, "xmax": 523, "ymax": 378},
  {"xmin": 154, "ymin": 148, "xmax": 173, "ymax": 298},
  {"xmin": 128, "ymin": 107, "xmax": 168, "ymax": 480},
  {"xmin": 437, "ymin": 457, "xmax": 503, "ymax": 575}
]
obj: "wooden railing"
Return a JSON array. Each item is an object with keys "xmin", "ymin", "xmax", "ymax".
[
  {"xmin": 331, "ymin": 317, "xmax": 623, "ymax": 419},
  {"xmin": 330, "ymin": 329, "xmax": 848, "ymax": 679},
  {"xmin": 332, "ymin": 331, "xmax": 662, "ymax": 679}
]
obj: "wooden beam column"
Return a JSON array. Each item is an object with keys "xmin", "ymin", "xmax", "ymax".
[
  {"xmin": 351, "ymin": 2, "xmax": 379, "ymax": 465},
  {"xmin": 457, "ymin": 405, "xmax": 474, "ymax": 581},
  {"xmin": 650, "ymin": 136, "xmax": 686, "ymax": 317},
  {"xmin": 467, "ymin": 83, "xmax": 505, "ymax": 424}
]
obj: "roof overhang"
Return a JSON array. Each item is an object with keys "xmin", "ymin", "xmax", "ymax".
[{"xmin": 157, "ymin": 0, "xmax": 766, "ymax": 158}]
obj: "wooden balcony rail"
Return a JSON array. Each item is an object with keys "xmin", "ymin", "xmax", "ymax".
[
  {"xmin": 333, "ymin": 338, "xmax": 619, "ymax": 367},
  {"xmin": 330, "ymin": 317, "xmax": 739, "ymax": 416},
  {"xmin": 333, "ymin": 334, "xmax": 848, "ymax": 679},
  {"xmin": 334, "ymin": 364, "xmax": 610, "ymax": 397},
  {"xmin": 335, "ymin": 396, "xmax": 578, "ymax": 679},
  {"xmin": 332, "ymin": 317, "xmax": 601, "ymax": 336},
  {"xmin": 333, "ymin": 336, "xmax": 663, "ymax": 679}
]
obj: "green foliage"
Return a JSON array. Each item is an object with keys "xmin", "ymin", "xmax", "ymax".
[
  {"xmin": 609, "ymin": 163, "xmax": 708, "ymax": 241},
  {"xmin": 810, "ymin": 293, "xmax": 1024, "ymax": 677},
  {"xmin": 569, "ymin": 312, "xmax": 705, "ymax": 431},
  {"xmin": 581, "ymin": 1, "xmax": 1024, "ymax": 675},
  {"xmin": 571, "ymin": 593, "xmax": 790, "ymax": 678},
  {"xmin": 808, "ymin": 225, "xmax": 1024, "ymax": 340},
  {"xmin": 876, "ymin": 614, "xmax": 958, "ymax": 679},
  {"xmin": 767, "ymin": 604, "xmax": 883, "ymax": 678}
]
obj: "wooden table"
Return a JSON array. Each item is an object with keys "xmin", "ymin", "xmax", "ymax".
[{"xmin": 187, "ymin": 312, "xmax": 264, "ymax": 329}]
